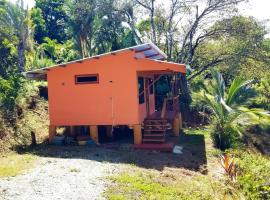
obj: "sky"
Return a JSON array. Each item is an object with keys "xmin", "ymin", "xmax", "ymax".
[{"xmin": 9, "ymin": 0, "xmax": 270, "ymax": 29}]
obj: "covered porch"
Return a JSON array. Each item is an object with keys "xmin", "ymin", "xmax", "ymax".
[{"xmin": 134, "ymin": 65, "xmax": 185, "ymax": 147}]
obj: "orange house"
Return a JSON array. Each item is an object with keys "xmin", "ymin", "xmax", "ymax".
[{"xmin": 25, "ymin": 43, "xmax": 186, "ymax": 145}]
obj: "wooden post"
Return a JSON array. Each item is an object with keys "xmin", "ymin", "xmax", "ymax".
[
  {"xmin": 49, "ymin": 125, "xmax": 56, "ymax": 143},
  {"xmin": 89, "ymin": 125, "xmax": 99, "ymax": 144},
  {"xmin": 70, "ymin": 126, "xmax": 76, "ymax": 136},
  {"xmin": 179, "ymin": 112, "xmax": 183, "ymax": 130},
  {"xmin": 106, "ymin": 126, "xmax": 113, "ymax": 138},
  {"xmin": 172, "ymin": 116, "xmax": 180, "ymax": 137},
  {"xmin": 133, "ymin": 124, "xmax": 142, "ymax": 144}
]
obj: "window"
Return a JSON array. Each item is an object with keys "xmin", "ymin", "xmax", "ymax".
[
  {"xmin": 138, "ymin": 77, "xmax": 145, "ymax": 104},
  {"xmin": 75, "ymin": 74, "xmax": 99, "ymax": 84},
  {"xmin": 149, "ymin": 78, "xmax": 154, "ymax": 94}
]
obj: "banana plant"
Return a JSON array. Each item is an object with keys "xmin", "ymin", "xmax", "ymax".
[{"xmin": 202, "ymin": 70, "xmax": 270, "ymax": 150}]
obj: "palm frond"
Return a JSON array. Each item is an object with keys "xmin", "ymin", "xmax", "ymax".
[
  {"xmin": 203, "ymin": 92, "xmax": 224, "ymax": 120},
  {"xmin": 226, "ymin": 77, "xmax": 253, "ymax": 106},
  {"xmin": 210, "ymin": 69, "xmax": 225, "ymax": 99}
]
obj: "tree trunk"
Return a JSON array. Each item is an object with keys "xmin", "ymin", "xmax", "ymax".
[
  {"xmin": 150, "ymin": 0, "xmax": 156, "ymax": 44},
  {"xmin": 18, "ymin": 40, "xmax": 25, "ymax": 72},
  {"xmin": 178, "ymin": 74, "xmax": 192, "ymax": 123}
]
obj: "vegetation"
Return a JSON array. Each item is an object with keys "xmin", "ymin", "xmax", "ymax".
[
  {"xmin": 0, "ymin": 152, "xmax": 36, "ymax": 177},
  {"xmin": 0, "ymin": 0, "xmax": 269, "ymax": 199},
  {"xmin": 198, "ymin": 70, "xmax": 270, "ymax": 149},
  {"xmin": 105, "ymin": 129, "xmax": 270, "ymax": 199}
]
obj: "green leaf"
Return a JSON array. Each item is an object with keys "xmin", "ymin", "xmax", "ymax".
[{"xmin": 226, "ymin": 77, "xmax": 253, "ymax": 106}]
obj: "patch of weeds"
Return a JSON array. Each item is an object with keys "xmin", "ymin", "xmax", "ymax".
[
  {"xmin": 69, "ymin": 167, "xmax": 80, "ymax": 173},
  {"xmin": 184, "ymin": 128, "xmax": 210, "ymax": 137},
  {"xmin": 105, "ymin": 172, "xmax": 241, "ymax": 200},
  {"xmin": 0, "ymin": 152, "xmax": 36, "ymax": 177},
  {"xmin": 207, "ymin": 148, "xmax": 221, "ymax": 157},
  {"xmin": 227, "ymin": 149, "xmax": 270, "ymax": 199}
]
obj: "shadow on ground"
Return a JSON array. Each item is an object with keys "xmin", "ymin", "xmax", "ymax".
[{"xmin": 15, "ymin": 130, "xmax": 207, "ymax": 173}]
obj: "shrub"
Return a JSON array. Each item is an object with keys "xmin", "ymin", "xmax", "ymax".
[
  {"xmin": 200, "ymin": 70, "xmax": 269, "ymax": 150},
  {"xmin": 228, "ymin": 149, "xmax": 270, "ymax": 199}
]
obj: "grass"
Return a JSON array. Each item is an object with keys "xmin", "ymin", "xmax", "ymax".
[
  {"xmin": 106, "ymin": 170, "xmax": 240, "ymax": 200},
  {"xmin": 104, "ymin": 128, "xmax": 270, "ymax": 199},
  {"xmin": 104, "ymin": 128, "xmax": 238, "ymax": 200},
  {"xmin": 0, "ymin": 152, "xmax": 37, "ymax": 177},
  {"xmin": 69, "ymin": 167, "xmax": 81, "ymax": 173}
]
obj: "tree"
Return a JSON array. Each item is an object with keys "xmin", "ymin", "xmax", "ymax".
[
  {"xmin": 201, "ymin": 70, "xmax": 269, "ymax": 149},
  {"xmin": 0, "ymin": 0, "xmax": 32, "ymax": 72},
  {"xmin": 189, "ymin": 16, "xmax": 269, "ymax": 80},
  {"xmin": 35, "ymin": 0, "xmax": 69, "ymax": 43},
  {"xmin": 30, "ymin": 7, "xmax": 47, "ymax": 44},
  {"xmin": 67, "ymin": 0, "xmax": 97, "ymax": 58},
  {"xmin": 67, "ymin": 0, "xmax": 138, "ymax": 57},
  {"xmin": 135, "ymin": 0, "xmax": 157, "ymax": 44}
]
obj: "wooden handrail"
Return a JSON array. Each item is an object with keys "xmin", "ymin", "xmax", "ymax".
[{"xmin": 160, "ymin": 97, "xmax": 167, "ymax": 119}]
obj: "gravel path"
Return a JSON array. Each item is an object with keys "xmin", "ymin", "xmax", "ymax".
[{"xmin": 0, "ymin": 156, "xmax": 119, "ymax": 200}]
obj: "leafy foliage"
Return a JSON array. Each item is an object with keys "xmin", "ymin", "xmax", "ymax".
[
  {"xmin": 35, "ymin": 0, "xmax": 69, "ymax": 43},
  {"xmin": 251, "ymin": 78, "xmax": 270, "ymax": 111},
  {"xmin": 201, "ymin": 70, "xmax": 270, "ymax": 149},
  {"xmin": 228, "ymin": 149, "xmax": 270, "ymax": 199}
]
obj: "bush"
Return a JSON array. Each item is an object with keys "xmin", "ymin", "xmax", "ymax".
[
  {"xmin": 228, "ymin": 149, "xmax": 270, "ymax": 199},
  {"xmin": 251, "ymin": 78, "xmax": 270, "ymax": 111},
  {"xmin": 0, "ymin": 76, "xmax": 48, "ymax": 151}
]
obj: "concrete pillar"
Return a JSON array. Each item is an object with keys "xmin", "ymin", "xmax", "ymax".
[
  {"xmin": 133, "ymin": 124, "xmax": 142, "ymax": 144},
  {"xmin": 49, "ymin": 125, "xmax": 56, "ymax": 143},
  {"xmin": 89, "ymin": 125, "xmax": 99, "ymax": 144}
]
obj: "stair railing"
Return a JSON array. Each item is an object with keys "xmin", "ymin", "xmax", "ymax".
[{"xmin": 160, "ymin": 97, "xmax": 167, "ymax": 119}]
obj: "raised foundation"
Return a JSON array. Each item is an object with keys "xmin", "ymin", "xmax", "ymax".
[
  {"xmin": 133, "ymin": 124, "xmax": 142, "ymax": 144},
  {"xmin": 49, "ymin": 125, "xmax": 56, "ymax": 143},
  {"xmin": 89, "ymin": 125, "xmax": 99, "ymax": 144}
]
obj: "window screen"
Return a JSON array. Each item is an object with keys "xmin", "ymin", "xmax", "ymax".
[
  {"xmin": 138, "ymin": 77, "xmax": 145, "ymax": 104},
  {"xmin": 75, "ymin": 74, "xmax": 99, "ymax": 84}
]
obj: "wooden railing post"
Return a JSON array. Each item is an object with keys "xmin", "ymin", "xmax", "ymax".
[{"xmin": 160, "ymin": 97, "xmax": 167, "ymax": 118}]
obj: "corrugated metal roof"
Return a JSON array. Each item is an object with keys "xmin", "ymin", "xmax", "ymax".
[{"xmin": 23, "ymin": 43, "xmax": 173, "ymax": 80}]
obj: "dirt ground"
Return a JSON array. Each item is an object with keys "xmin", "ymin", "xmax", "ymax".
[{"xmin": 0, "ymin": 130, "xmax": 221, "ymax": 200}]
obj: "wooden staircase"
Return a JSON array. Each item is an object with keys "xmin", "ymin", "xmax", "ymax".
[{"xmin": 143, "ymin": 119, "xmax": 167, "ymax": 143}]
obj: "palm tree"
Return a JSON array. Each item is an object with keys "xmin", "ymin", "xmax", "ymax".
[
  {"xmin": 202, "ymin": 70, "xmax": 269, "ymax": 150},
  {"xmin": 0, "ymin": 0, "xmax": 33, "ymax": 72}
]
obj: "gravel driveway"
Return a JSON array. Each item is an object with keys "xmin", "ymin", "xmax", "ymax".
[
  {"xmin": 0, "ymin": 150, "xmax": 120, "ymax": 200},
  {"xmin": 0, "ymin": 134, "xmax": 209, "ymax": 200}
]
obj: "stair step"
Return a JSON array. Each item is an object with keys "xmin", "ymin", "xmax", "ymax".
[
  {"xmin": 144, "ymin": 124, "xmax": 167, "ymax": 127},
  {"xmin": 144, "ymin": 129, "xmax": 168, "ymax": 132},
  {"xmin": 144, "ymin": 120, "xmax": 167, "ymax": 123},
  {"xmin": 142, "ymin": 138, "xmax": 165, "ymax": 142},
  {"xmin": 143, "ymin": 118, "xmax": 168, "ymax": 144},
  {"xmin": 143, "ymin": 134, "xmax": 165, "ymax": 137}
]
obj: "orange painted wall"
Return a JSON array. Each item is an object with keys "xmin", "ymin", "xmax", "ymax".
[
  {"xmin": 48, "ymin": 51, "xmax": 139, "ymax": 126},
  {"xmin": 47, "ymin": 50, "xmax": 186, "ymax": 126}
]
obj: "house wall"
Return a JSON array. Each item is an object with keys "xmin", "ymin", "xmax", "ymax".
[{"xmin": 47, "ymin": 50, "xmax": 139, "ymax": 126}]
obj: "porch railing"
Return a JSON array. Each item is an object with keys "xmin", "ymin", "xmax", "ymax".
[{"xmin": 160, "ymin": 95, "xmax": 180, "ymax": 118}]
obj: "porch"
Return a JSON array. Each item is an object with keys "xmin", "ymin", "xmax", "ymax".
[{"xmin": 134, "ymin": 71, "xmax": 184, "ymax": 148}]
